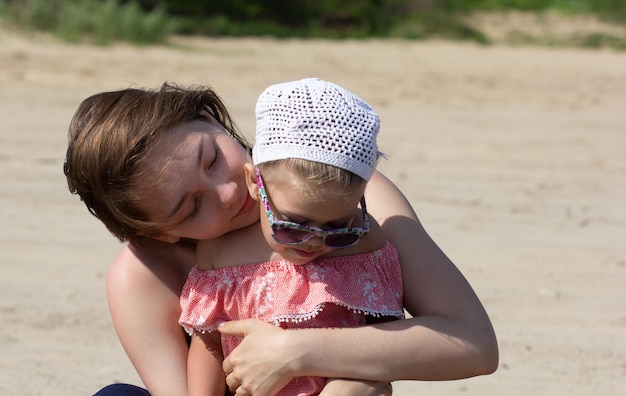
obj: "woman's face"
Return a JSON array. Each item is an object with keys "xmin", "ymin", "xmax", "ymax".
[{"xmin": 138, "ymin": 115, "xmax": 259, "ymax": 242}]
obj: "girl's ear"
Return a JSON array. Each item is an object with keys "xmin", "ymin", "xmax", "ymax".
[{"xmin": 243, "ymin": 163, "xmax": 259, "ymax": 200}]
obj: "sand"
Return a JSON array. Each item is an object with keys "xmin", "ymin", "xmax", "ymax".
[{"xmin": 1, "ymin": 28, "xmax": 625, "ymax": 395}]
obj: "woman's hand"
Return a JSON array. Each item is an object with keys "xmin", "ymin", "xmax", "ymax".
[
  {"xmin": 219, "ymin": 319, "xmax": 296, "ymax": 396},
  {"xmin": 219, "ymin": 320, "xmax": 393, "ymax": 396}
]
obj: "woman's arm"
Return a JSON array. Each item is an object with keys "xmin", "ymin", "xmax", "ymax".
[
  {"xmin": 315, "ymin": 171, "xmax": 499, "ymax": 378},
  {"xmin": 107, "ymin": 244, "xmax": 194, "ymax": 396},
  {"xmin": 219, "ymin": 171, "xmax": 498, "ymax": 395}
]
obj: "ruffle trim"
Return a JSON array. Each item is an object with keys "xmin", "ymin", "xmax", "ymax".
[
  {"xmin": 182, "ymin": 301, "xmax": 405, "ymax": 335},
  {"xmin": 271, "ymin": 301, "xmax": 405, "ymax": 325},
  {"xmin": 180, "ymin": 241, "xmax": 404, "ymax": 336}
]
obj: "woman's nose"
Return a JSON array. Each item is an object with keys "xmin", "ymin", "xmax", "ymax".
[{"xmin": 214, "ymin": 181, "xmax": 239, "ymax": 209}]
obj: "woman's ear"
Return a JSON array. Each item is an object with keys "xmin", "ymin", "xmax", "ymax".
[
  {"xmin": 151, "ymin": 234, "xmax": 181, "ymax": 244},
  {"xmin": 199, "ymin": 109, "xmax": 215, "ymax": 122},
  {"xmin": 136, "ymin": 229, "xmax": 181, "ymax": 244},
  {"xmin": 244, "ymin": 163, "xmax": 259, "ymax": 200}
]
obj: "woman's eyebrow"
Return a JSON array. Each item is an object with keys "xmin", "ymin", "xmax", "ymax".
[{"xmin": 167, "ymin": 137, "xmax": 204, "ymax": 219}]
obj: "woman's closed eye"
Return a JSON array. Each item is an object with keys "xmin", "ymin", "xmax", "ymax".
[
  {"xmin": 189, "ymin": 195, "xmax": 202, "ymax": 219},
  {"xmin": 183, "ymin": 145, "xmax": 217, "ymax": 221},
  {"xmin": 204, "ymin": 145, "xmax": 221, "ymax": 173},
  {"xmin": 189, "ymin": 143, "xmax": 223, "ymax": 220}
]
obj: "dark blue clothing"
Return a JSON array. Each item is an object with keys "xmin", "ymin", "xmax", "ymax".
[{"xmin": 93, "ymin": 384, "xmax": 150, "ymax": 396}]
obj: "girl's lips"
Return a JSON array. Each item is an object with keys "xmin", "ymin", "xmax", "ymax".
[{"xmin": 293, "ymin": 249, "xmax": 318, "ymax": 259}]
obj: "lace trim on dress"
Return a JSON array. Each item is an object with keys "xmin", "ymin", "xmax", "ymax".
[{"xmin": 271, "ymin": 301, "xmax": 404, "ymax": 326}]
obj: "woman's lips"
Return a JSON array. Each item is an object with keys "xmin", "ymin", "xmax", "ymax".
[{"xmin": 235, "ymin": 193, "xmax": 255, "ymax": 218}]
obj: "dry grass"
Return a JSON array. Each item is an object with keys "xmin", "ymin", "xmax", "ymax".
[{"xmin": 466, "ymin": 11, "xmax": 626, "ymax": 49}]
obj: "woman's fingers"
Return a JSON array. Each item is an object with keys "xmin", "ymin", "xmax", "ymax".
[{"xmin": 225, "ymin": 372, "xmax": 241, "ymax": 393}]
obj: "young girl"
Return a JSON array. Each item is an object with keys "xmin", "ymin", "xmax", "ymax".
[{"xmin": 179, "ymin": 78, "xmax": 405, "ymax": 396}]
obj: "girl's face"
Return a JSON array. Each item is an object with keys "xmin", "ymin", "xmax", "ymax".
[
  {"xmin": 138, "ymin": 115, "xmax": 259, "ymax": 242},
  {"xmin": 245, "ymin": 164, "xmax": 366, "ymax": 265}
]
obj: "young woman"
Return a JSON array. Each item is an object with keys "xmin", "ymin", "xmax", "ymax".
[{"xmin": 64, "ymin": 82, "xmax": 498, "ymax": 396}]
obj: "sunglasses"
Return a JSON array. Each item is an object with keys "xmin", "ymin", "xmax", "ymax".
[{"xmin": 256, "ymin": 168, "xmax": 369, "ymax": 249}]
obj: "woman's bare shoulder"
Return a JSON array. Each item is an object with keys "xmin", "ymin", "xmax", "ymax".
[
  {"xmin": 108, "ymin": 242, "xmax": 196, "ymax": 295},
  {"xmin": 364, "ymin": 171, "xmax": 420, "ymax": 226}
]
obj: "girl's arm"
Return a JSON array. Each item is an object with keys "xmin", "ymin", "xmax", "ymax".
[
  {"xmin": 107, "ymin": 244, "xmax": 193, "ymax": 396},
  {"xmin": 320, "ymin": 379, "xmax": 392, "ymax": 396},
  {"xmin": 188, "ymin": 332, "xmax": 227, "ymax": 396},
  {"xmin": 219, "ymin": 171, "xmax": 498, "ymax": 395}
]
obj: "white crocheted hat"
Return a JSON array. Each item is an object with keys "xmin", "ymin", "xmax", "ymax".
[{"xmin": 253, "ymin": 77, "xmax": 380, "ymax": 181}]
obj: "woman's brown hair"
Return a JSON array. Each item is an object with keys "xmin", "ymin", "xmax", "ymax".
[{"xmin": 64, "ymin": 82, "xmax": 251, "ymax": 246}]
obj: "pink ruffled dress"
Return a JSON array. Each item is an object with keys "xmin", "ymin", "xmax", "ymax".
[{"xmin": 179, "ymin": 240, "xmax": 404, "ymax": 396}]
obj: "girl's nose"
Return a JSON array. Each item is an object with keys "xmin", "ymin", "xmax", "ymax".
[{"xmin": 305, "ymin": 236, "xmax": 325, "ymax": 247}]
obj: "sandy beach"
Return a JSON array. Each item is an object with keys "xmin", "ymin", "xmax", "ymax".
[{"xmin": 1, "ymin": 28, "xmax": 625, "ymax": 395}]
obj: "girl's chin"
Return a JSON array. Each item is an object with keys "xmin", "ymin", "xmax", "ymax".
[{"xmin": 288, "ymin": 248, "xmax": 321, "ymax": 264}]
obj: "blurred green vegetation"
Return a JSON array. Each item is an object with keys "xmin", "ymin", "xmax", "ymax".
[
  {"xmin": 442, "ymin": 0, "xmax": 626, "ymax": 21},
  {"xmin": 0, "ymin": 0, "xmax": 171, "ymax": 44},
  {"xmin": 0, "ymin": 0, "xmax": 624, "ymax": 48}
]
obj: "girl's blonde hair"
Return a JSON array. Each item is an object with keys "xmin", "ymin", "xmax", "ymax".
[{"xmin": 258, "ymin": 158, "xmax": 366, "ymax": 201}]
